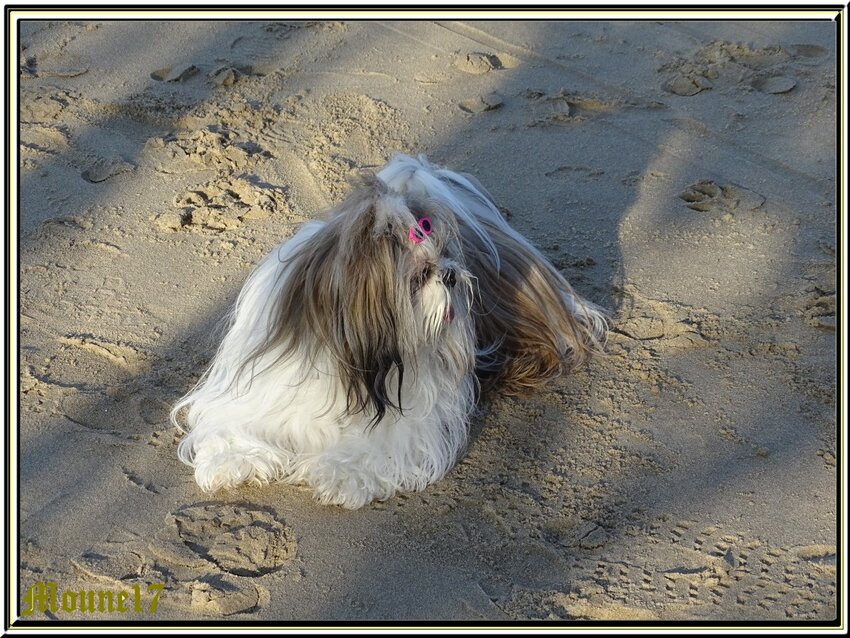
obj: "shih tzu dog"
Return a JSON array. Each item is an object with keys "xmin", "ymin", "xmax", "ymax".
[{"xmin": 172, "ymin": 154, "xmax": 607, "ymax": 508}]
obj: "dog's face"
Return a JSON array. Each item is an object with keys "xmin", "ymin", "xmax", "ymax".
[{"xmin": 251, "ymin": 175, "xmax": 474, "ymax": 425}]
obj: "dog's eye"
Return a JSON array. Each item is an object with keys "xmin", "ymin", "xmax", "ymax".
[{"xmin": 412, "ymin": 264, "xmax": 433, "ymax": 292}]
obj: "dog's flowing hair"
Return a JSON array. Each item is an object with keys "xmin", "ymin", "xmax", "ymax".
[{"xmin": 172, "ymin": 154, "xmax": 607, "ymax": 508}]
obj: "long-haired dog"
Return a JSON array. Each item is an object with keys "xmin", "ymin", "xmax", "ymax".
[{"xmin": 172, "ymin": 154, "xmax": 607, "ymax": 508}]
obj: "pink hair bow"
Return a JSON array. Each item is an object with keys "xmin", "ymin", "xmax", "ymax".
[{"xmin": 408, "ymin": 217, "xmax": 433, "ymax": 244}]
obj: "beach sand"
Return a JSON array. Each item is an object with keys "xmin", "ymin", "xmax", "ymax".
[{"xmin": 17, "ymin": 19, "xmax": 837, "ymax": 622}]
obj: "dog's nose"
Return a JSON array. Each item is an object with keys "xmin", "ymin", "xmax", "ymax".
[{"xmin": 442, "ymin": 267, "xmax": 456, "ymax": 289}]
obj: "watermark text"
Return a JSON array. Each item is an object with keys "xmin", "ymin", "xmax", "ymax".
[{"xmin": 21, "ymin": 581, "xmax": 164, "ymax": 616}]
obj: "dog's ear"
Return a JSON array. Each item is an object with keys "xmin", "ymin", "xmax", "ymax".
[
  {"xmin": 339, "ymin": 285, "xmax": 406, "ymax": 427},
  {"xmin": 342, "ymin": 189, "xmax": 413, "ymax": 425},
  {"xmin": 459, "ymin": 217, "xmax": 607, "ymax": 394},
  {"xmin": 323, "ymin": 184, "xmax": 411, "ymax": 425},
  {"xmin": 244, "ymin": 179, "xmax": 411, "ymax": 426}
]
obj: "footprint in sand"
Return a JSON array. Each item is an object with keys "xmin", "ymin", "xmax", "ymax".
[
  {"xmin": 659, "ymin": 40, "xmax": 820, "ymax": 97},
  {"xmin": 453, "ymin": 51, "xmax": 518, "ymax": 74},
  {"xmin": 170, "ymin": 502, "xmax": 296, "ymax": 577},
  {"xmin": 20, "ymin": 86, "xmax": 77, "ymax": 123},
  {"xmin": 150, "ymin": 64, "xmax": 200, "ymax": 83},
  {"xmin": 677, "ymin": 179, "xmax": 765, "ymax": 214},
  {"xmin": 71, "ymin": 503, "xmax": 296, "ymax": 617},
  {"xmin": 612, "ymin": 286, "xmax": 719, "ymax": 350},
  {"xmin": 208, "ymin": 66, "xmax": 241, "ymax": 87},
  {"xmin": 20, "ymin": 125, "xmax": 70, "ymax": 156},
  {"xmin": 459, "ymin": 92, "xmax": 503, "ymax": 114},
  {"xmin": 789, "ymin": 43, "xmax": 828, "ymax": 61},
  {"xmin": 81, "ymin": 157, "xmax": 135, "ymax": 183},
  {"xmin": 524, "ymin": 89, "xmax": 662, "ymax": 126},
  {"xmin": 544, "ymin": 165, "xmax": 605, "ymax": 180},
  {"xmin": 798, "ymin": 285, "xmax": 836, "ymax": 331},
  {"xmin": 159, "ymin": 175, "xmax": 290, "ymax": 233},
  {"xmin": 505, "ymin": 517, "xmax": 836, "ymax": 620},
  {"xmin": 751, "ymin": 75, "xmax": 797, "ymax": 94},
  {"xmin": 142, "ymin": 127, "xmax": 270, "ymax": 175},
  {"xmin": 187, "ymin": 575, "xmax": 263, "ymax": 616},
  {"xmin": 664, "ymin": 74, "xmax": 713, "ymax": 96}
]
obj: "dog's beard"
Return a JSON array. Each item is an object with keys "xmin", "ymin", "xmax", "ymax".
[
  {"xmin": 416, "ymin": 264, "xmax": 462, "ymax": 341},
  {"xmin": 173, "ymin": 155, "xmax": 607, "ymax": 508}
]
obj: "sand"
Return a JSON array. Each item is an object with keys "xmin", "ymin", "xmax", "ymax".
[{"xmin": 16, "ymin": 19, "xmax": 838, "ymax": 622}]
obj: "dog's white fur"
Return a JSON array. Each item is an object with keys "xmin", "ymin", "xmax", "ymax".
[{"xmin": 172, "ymin": 154, "xmax": 606, "ymax": 508}]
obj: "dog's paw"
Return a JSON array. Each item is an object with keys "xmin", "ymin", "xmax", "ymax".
[
  {"xmin": 305, "ymin": 462, "xmax": 396, "ymax": 509},
  {"xmin": 190, "ymin": 444, "xmax": 288, "ymax": 492}
]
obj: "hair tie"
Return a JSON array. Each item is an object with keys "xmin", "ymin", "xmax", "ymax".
[{"xmin": 408, "ymin": 217, "xmax": 433, "ymax": 244}]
